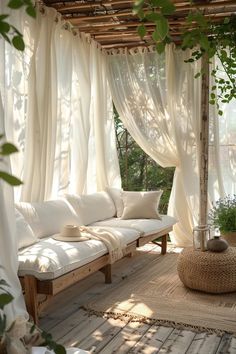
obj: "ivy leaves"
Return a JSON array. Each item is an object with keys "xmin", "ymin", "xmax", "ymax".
[
  {"xmin": 0, "ymin": 0, "xmax": 36, "ymax": 51},
  {"xmin": 134, "ymin": 0, "xmax": 175, "ymax": 51},
  {"xmin": 0, "ymin": 136, "xmax": 22, "ymax": 186}
]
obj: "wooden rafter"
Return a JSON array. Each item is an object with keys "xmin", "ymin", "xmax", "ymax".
[{"xmin": 41, "ymin": 0, "xmax": 236, "ymax": 49}]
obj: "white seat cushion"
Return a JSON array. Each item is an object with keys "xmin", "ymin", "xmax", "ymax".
[
  {"xmin": 18, "ymin": 227, "xmax": 140, "ymax": 280},
  {"xmin": 92, "ymin": 215, "xmax": 177, "ymax": 237},
  {"xmin": 18, "ymin": 238, "xmax": 107, "ymax": 280}
]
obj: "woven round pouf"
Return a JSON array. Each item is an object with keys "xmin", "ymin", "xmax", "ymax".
[{"xmin": 177, "ymin": 247, "xmax": 236, "ymax": 294}]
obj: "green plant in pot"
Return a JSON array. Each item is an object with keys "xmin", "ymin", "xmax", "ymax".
[{"xmin": 209, "ymin": 195, "xmax": 236, "ymax": 246}]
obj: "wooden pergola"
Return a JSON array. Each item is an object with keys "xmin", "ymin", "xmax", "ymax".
[
  {"xmin": 41, "ymin": 0, "xmax": 236, "ymax": 250},
  {"xmin": 41, "ymin": 0, "xmax": 236, "ymax": 49}
]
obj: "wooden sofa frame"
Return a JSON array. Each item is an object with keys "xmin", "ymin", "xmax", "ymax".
[{"xmin": 19, "ymin": 228, "xmax": 171, "ymax": 324}]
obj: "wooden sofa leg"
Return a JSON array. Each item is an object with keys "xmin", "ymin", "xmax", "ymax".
[
  {"xmin": 161, "ymin": 234, "xmax": 168, "ymax": 255},
  {"xmin": 24, "ymin": 275, "xmax": 39, "ymax": 325},
  {"xmin": 100, "ymin": 264, "xmax": 112, "ymax": 284}
]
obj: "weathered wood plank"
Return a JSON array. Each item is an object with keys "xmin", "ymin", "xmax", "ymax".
[
  {"xmin": 78, "ymin": 317, "xmax": 126, "ymax": 352},
  {"xmin": 59, "ymin": 314, "xmax": 107, "ymax": 348},
  {"xmin": 227, "ymin": 337, "xmax": 236, "ymax": 354},
  {"xmin": 130, "ymin": 325, "xmax": 174, "ymax": 353},
  {"xmin": 186, "ymin": 332, "xmax": 221, "ymax": 354},
  {"xmin": 98, "ymin": 321, "xmax": 150, "ymax": 354},
  {"xmin": 216, "ymin": 333, "xmax": 234, "ymax": 354},
  {"xmin": 159, "ymin": 329, "xmax": 196, "ymax": 353}
]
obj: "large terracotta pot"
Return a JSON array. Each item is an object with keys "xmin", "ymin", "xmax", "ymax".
[{"xmin": 222, "ymin": 231, "xmax": 236, "ymax": 246}]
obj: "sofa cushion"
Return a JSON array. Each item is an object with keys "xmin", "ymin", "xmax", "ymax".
[
  {"xmin": 15, "ymin": 199, "xmax": 80, "ymax": 239},
  {"xmin": 18, "ymin": 226, "xmax": 140, "ymax": 280},
  {"xmin": 106, "ymin": 187, "xmax": 123, "ymax": 217},
  {"xmin": 91, "ymin": 215, "xmax": 177, "ymax": 237},
  {"xmin": 121, "ymin": 191, "xmax": 162, "ymax": 220},
  {"xmin": 65, "ymin": 191, "xmax": 116, "ymax": 226},
  {"xmin": 15, "ymin": 209, "xmax": 38, "ymax": 250}
]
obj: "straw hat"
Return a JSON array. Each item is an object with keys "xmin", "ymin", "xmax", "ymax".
[{"xmin": 53, "ymin": 225, "xmax": 89, "ymax": 242}]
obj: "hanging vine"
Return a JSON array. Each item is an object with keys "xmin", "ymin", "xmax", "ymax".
[{"xmin": 134, "ymin": 0, "xmax": 236, "ymax": 111}]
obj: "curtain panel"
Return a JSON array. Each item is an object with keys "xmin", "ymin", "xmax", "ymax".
[
  {"xmin": 106, "ymin": 45, "xmax": 236, "ymax": 246},
  {"xmin": 1, "ymin": 4, "xmax": 121, "ymax": 202},
  {"xmin": 0, "ymin": 1, "xmax": 120, "ymax": 327}
]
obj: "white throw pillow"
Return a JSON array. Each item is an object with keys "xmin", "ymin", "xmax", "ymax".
[
  {"xmin": 106, "ymin": 187, "xmax": 124, "ymax": 217},
  {"xmin": 15, "ymin": 199, "xmax": 81, "ymax": 238},
  {"xmin": 65, "ymin": 191, "xmax": 116, "ymax": 225},
  {"xmin": 15, "ymin": 209, "xmax": 38, "ymax": 249},
  {"xmin": 121, "ymin": 191, "xmax": 163, "ymax": 220}
]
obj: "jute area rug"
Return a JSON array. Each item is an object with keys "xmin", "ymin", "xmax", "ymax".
[{"xmin": 84, "ymin": 250, "xmax": 236, "ymax": 334}]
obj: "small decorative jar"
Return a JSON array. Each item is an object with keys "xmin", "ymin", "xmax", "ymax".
[
  {"xmin": 193, "ymin": 225, "xmax": 210, "ymax": 251},
  {"xmin": 207, "ymin": 235, "xmax": 229, "ymax": 252}
]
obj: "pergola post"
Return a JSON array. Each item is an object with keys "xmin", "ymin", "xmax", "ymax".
[{"xmin": 199, "ymin": 53, "xmax": 210, "ymax": 251}]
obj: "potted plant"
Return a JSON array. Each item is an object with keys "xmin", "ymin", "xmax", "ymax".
[{"xmin": 209, "ymin": 195, "xmax": 236, "ymax": 246}]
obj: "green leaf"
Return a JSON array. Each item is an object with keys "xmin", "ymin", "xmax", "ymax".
[
  {"xmin": 210, "ymin": 93, "xmax": 216, "ymax": 99},
  {"xmin": 151, "ymin": 0, "xmax": 168, "ymax": 6},
  {"xmin": 137, "ymin": 24, "xmax": 146, "ymax": 39},
  {"xmin": 161, "ymin": 2, "xmax": 176, "ymax": 15},
  {"xmin": 0, "ymin": 15, "xmax": 9, "ymax": 21},
  {"xmin": 0, "ymin": 293, "xmax": 13, "ymax": 310},
  {"xmin": 199, "ymin": 36, "xmax": 209, "ymax": 51},
  {"xmin": 26, "ymin": 4, "xmax": 36, "ymax": 17},
  {"xmin": 0, "ymin": 32, "xmax": 11, "ymax": 44},
  {"xmin": 146, "ymin": 12, "xmax": 162, "ymax": 22},
  {"xmin": 8, "ymin": 0, "xmax": 24, "ymax": 9},
  {"xmin": 1, "ymin": 143, "xmax": 18, "ymax": 156},
  {"xmin": 12, "ymin": 35, "xmax": 25, "ymax": 51},
  {"xmin": 0, "ymin": 171, "xmax": 23, "ymax": 186},
  {"xmin": 156, "ymin": 41, "xmax": 165, "ymax": 54},
  {"xmin": 152, "ymin": 29, "xmax": 161, "ymax": 42},
  {"xmin": 0, "ymin": 21, "xmax": 10, "ymax": 33},
  {"xmin": 156, "ymin": 16, "xmax": 169, "ymax": 40},
  {"xmin": 54, "ymin": 344, "xmax": 66, "ymax": 354},
  {"xmin": 194, "ymin": 72, "xmax": 201, "ymax": 79},
  {"xmin": 218, "ymin": 110, "xmax": 223, "ymax": 116}
]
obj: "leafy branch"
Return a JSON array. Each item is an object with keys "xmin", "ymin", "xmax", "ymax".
[
  {"xmin": 134, "ymin": 0, "xmax": 236, "ymax": 110},
  {"xmin": 0, "ymin": 0, "xmax": 36, "ymax": 51}
]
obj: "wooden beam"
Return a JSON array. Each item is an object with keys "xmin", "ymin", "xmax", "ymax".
[
  {"xmin": 199, "ymin": 52, "xmax": 210, "ymax": 251},
  {"xmin": 67, "ymin": 9, "xmax": 236, "ymax": 23}
]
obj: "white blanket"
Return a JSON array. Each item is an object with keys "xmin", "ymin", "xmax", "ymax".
[{"xmin": 79, "ymin": 226, "xmax": 126, "ymax": 264}]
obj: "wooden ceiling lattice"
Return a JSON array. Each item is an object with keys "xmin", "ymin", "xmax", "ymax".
[{"xmin": 41, "ymin": 0, "xmax": 236, "ymax": 49}]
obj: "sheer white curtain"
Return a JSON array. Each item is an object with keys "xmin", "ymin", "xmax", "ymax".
[
  {"xmin": 1, "ymin": 4, "xmax": 120, "ymax": 202},
  {"xmin": 107, "ymin": 45, "xmax": 236, "ymax": 246},
  {"xmin": 0, "ymin": 3, "xmax": 28, "ymax": 328},
  {"xmin": 0, "ymin": 0, "xmax": 120, "ymax": 326}
]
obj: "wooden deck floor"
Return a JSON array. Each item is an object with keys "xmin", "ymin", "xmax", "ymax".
[{"xmin": 39, "ymin": 244, "xmax": 236, "ymax": 354}]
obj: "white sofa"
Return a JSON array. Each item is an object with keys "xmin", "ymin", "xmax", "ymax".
[{"xmin": 15, "ymin": 190, "xmax": 176, "ymax": 323}]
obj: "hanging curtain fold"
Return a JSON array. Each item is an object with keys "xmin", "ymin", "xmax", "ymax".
[
  {"xmin": 0, "ymin": 2, "xmax": 29, "ymax": 329},
  {"xmin": 106, "ymin": 45, "xmax": 236, "ymax": 246},
  {"xmin": 1, "ymin": 4, "xmax": 121, "ymax": 203}
]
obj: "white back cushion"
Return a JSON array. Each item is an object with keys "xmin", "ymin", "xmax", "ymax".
[
  {"xmin": 106, "ymin": 187, "xmax": 124, "ymax": 217},
  {"xmin": 15, "ymin": 209, "xmax": 38, "ymax": 250},
  {"xmin": 15, "ymin": 199, "xmax": 81, "ymax": 238},
  {"xmin": 65, "ymin": 191, "xmax": 116, "ymax": 225}
]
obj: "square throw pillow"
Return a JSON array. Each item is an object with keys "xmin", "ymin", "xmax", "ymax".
[{"xmin": 121, "ymin": 190, "xmax": 163, "ymax": 220}]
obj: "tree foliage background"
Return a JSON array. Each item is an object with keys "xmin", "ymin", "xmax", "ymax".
[{"xmin": 114, "ymin": 106, "xmax": 174, "ymax": 214}]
